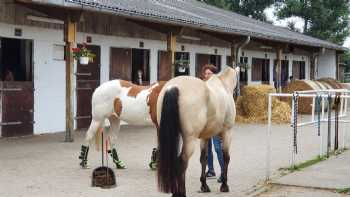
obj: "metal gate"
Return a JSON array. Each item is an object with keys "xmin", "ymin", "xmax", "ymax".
[{"xmin": 0, "ymin": 81, "xmax": 34, "ymax": 137}]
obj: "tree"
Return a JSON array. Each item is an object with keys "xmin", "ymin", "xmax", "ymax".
[
  {"xmin": 276, "ymin": 0, "xmax": 350, "ymax": 45},
  {"xmin": 199, "ymin": 0, "xmax": 274, "ymax": 22},
  {"xmin": 287, "ymin": 21, "xmax": 300, "ymax": 32},
  {"xmin": 199, "ymin": 0, "xmax": 231, "ymax": 9},
  {"xmin": 231, "ymin": 0, "xmax": 275, "ymax": 22}
]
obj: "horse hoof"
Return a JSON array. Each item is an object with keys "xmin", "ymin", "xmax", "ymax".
[
  {"xmin": 220, "ymin": 184, "xmax": 229, "ymax": 192},
  {"xmin": 200, "ymin": 184, "xmax": 211, "ymax": 193}
]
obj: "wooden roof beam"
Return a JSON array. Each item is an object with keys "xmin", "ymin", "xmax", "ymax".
[
  {"xmin": 15, "ymin": 0, "xmax": 82, "ymax": 21},
  {"xmin": 127, "ymin": 18, "xmax": 184, "ymax": 36}
]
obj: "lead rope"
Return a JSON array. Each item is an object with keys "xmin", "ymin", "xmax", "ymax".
[
  {"xmin": 106, "ymin": 137, "xmax": 110, "ymax": 186},
  {"xmin": 293, "ymin": 93, "xmax": 299, "ymax": 154},
  {"xmin": 315, "ymin": 95, "xmax": 322, "ymax": 137},
  {"xmin": 327, "ymin": 94, "xmax": 332, "ymax": 157},
  {"xmin": 334, "ymin": 93, "xmax": 341, "ymax": 151}
]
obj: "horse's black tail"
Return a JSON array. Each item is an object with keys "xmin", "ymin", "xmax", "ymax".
[{"xmin": 157, "ymin": 86, "xmax": 183, "ymax": 194}]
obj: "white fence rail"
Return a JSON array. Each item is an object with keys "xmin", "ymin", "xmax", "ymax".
[{"xmin": 265, "ymin": 89, "xmax": 350, "ymax": 181}]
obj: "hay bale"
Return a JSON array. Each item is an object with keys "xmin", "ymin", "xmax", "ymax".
[
  {"xmin": 235, "ymin": 85, "xmax": 291, "ymax": 124},
  {"xmin": 318, "ymin": 78, "xmax": 342, "ymax": 89},
  {"xmin": 272, "ymin": 99, "xmax": 291, "ymax": 123},
  {"xmin": 241, "ymin": 85, "xmax": 276, "ymax": 117},
  {"xmin": 235, "ymin": 96, "xmax": 245, "ymax": 117},
  {"xmin": 340, "ymin": 83, "xmax": 350, "ymax": 90},
  {"xmin": 282, "ymin": 80, "xmax": 314, "ymax": 114}
]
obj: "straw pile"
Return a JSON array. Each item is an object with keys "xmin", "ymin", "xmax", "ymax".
[
  {"xmin": 340, "ymin": 83, "xmax": 350, "ymax": 90},
  {"xmin": 282, "ymin": 80, "xmax": 313, "ymax": 114},
  {"xmin": 235, "ymin": 85, "xmax": 291, "ymax": 124},
  {"xmin": 317, "ymin": 78, "xmax": 342, "ymax": 89},
  {"xmin": 282, "ymin": 78, "xmax": 342, "ymax": 114}
]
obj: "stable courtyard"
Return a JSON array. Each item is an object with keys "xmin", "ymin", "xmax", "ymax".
[{"xmin": 1, "ymin": 121, "xmax": 349, "ymax": 197}]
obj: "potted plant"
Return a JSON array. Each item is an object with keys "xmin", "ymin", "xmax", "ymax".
[{"xmin": 72, "ymin": 43, "xmax": 96, "ymax": 65}]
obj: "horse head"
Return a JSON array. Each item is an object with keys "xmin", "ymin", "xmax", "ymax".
[{"xmin": 218, "ymin": 66, "xmax": 240, "ymax": 95}]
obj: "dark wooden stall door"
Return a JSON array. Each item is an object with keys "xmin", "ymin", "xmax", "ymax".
[
  {"xmin": 158, "ymin": 51, "xmax": 172, "ymax": 81},
  {"xmin": 76, "ymin": 45, "xmax": 101, "ymax": 129},
  {"xmin": 110, "ymin": 48, "xmax": 132, "ymax": 80},
  {"xmin": 294, "ymin": 61, "xmax": 306, "ymax": 80},
  {"xmin": 196, "ymin": 54, "xmax": 211, "ymax": 78},
  {"xmin": 1, "ymin": 81, "xmax": 34, "ymax": 137},
  {"xmin": 274, "ymin": 60, "xmax": 289, "ymax": 87}
]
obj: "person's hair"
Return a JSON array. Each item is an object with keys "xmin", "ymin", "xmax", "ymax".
[{"xmin": 201, "ymin": 64, "xmax": 217, "ymax": 79}]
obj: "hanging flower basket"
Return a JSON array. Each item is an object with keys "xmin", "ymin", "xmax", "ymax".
[
  {"xmin": 79, "ymin": 56, "xmax": 89, "ymax": 65},
  {"xmin": 72, "ymin": 43, "xmax": 96, "ymax": 65}
]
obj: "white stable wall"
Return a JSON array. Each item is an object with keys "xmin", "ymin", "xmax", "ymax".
[
  {"xmin": 0, "ymin": 22, "xmax": 334, "ymax": 135},
  {"xmin": 317, "ymin": 49, "xmax": 336, "ymax": 79}
]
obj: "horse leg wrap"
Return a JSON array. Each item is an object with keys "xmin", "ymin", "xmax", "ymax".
[
  {"xmin": 149, "ymin": 148, "xmax": 158, "ymax": 170},
  {"xmin": 79, "ymin": 145, "xmax": 89, "ymax": 168},
  {"xmin": 109, "ymin": 148, "xmax": 126, "ymax": 169},
  {"xmin": 109, "ymin": 148, "xmax": 119, "ymax": 162}
]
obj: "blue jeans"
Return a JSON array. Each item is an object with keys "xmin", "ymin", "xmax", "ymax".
[{"xmin": 207, "ymin": 136, "xmax": 224, "ymax": 174}]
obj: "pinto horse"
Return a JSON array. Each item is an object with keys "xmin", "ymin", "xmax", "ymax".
[
  {"xmin": 156, "ymin": 67, "xmax": 239, "ymax": 197},
  {"xmin": 78, "ymin": 79, "xmax": 165, "ymax": 168}
]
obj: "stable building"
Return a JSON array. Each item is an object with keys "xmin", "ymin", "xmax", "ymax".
[{"xmin": 0, "ymin": 0, "xmax": 346, "ymax": 138}]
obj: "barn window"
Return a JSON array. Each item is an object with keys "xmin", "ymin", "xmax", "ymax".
[
  {"xmin": 239, "ymin": 56, "xmax": 248, "ymax": 84},
  {"xmin": 209, "ymin": 55, "xmax": 221, "ymax": 71},
  {"xmin": 252, "ymin": 58, "xmax": 270, "ymax": 83},
  {"xmin": 0, "ymin": 37, "xmax": 33, "ymax": 81},
  {"xmin": 292, "ymin": 61, "xmax": 306, "ymax": 80},
  {"xmin": 195, "ymin": 54, "xmax": 221, "ymax": 77},
  {"xmin": 175, "ymin": 52, "xmax": 190, "ymax": 77},
  {"xmin": 132, "ymin": 49, "xmax": 150, "ymax": 85}
]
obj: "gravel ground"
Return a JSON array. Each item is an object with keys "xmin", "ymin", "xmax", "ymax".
[{"xmin": 0, "ymin": 120, "xmax": 349, "ymax": 197}]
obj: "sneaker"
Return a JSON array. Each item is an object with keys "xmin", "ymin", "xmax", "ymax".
[
  {"xmin": 206, "ymin": 171, "xmax": 216, "ymax": 178},
  {"xmin": 217, "ymin": 174, "xmax": 223, "ymax": 183}
]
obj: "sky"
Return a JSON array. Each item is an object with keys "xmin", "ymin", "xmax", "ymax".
[{"xmin": 264, "ymin": 6, "xmax": 350, "ymax": 48}]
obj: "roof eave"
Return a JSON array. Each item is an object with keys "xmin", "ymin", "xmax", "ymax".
[{"xmin": 17, "ymin": 0, "xmax": 348, "ymax": 52}]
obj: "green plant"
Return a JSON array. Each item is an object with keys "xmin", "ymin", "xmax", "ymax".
[
  {"xmin": 174, "ymin": 59, "xmax": 190, "ymax": 67},
  {"xmin": 279, "ymin": 148, "xmax": 348, "ymax": 173},
  {"xmin": 336, "ymin": 188, "xmax": 350, "ymax": 194},
  {"xmin": 72, "ymin": 43, "xmax": 96, "ymax": 62}
]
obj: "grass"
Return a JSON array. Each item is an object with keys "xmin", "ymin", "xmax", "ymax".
[
  {"xmin": 336, "ymin": 188, "xmax": 350, "ymax": 194},
  {"xmin": 279, "ymin": 148, "xmax": 347, "ymax": 173},
  {"xmin": 286, "ymin": 156, "xmax": 327, "ymax": 172}
]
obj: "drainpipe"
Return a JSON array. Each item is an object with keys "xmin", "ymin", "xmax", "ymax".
[{"xmin": 235, "ymin": 36, "xmax": 250, "ymax": 96}]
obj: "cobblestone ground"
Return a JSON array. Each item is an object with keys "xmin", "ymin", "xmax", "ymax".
[{"xmin": 0, "ymin": 120, "xmax": 349, "ymax": 197}]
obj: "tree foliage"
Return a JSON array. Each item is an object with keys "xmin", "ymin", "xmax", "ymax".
[
  {"xmin": 276, "ymin": 0, "xmax": 350, "ymax": 45},
  {"xmin": 199, "ymin": 0, "xmax": 274, "ymax": 22}
]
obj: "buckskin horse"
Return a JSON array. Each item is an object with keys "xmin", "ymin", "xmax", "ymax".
[
  {"xmin": 78, "ymin": 79, "xmax": 165, "ymax": 169},
  {"xmin": 157, "ymin": 67, "xmax": 239, "ymax": 197}
]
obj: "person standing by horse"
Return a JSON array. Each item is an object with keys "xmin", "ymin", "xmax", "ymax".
[{"xmin": 201, "ymin": 64, "xmax": 225, "ymax": 183}]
